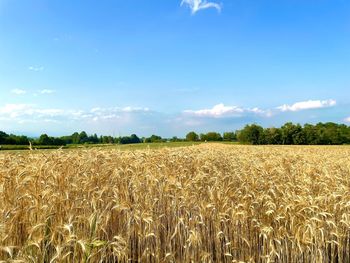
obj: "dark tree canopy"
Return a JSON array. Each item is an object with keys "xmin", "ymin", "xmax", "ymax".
[
  {"xmin": 144, "ymin": 135, "xmax": 163, "ymax": 143},
  {"xmin": 223, "ymin": 132, "xmax": 237, "ymax": 141},
  {"xmin": 236, "ymin": 122, "xmax": 350, "ymax": 145},
  {"xmin": 200, "ymin": 132, "xmax": 223, "ymax": 142},
  {"xmin": 120, "ymin": 134, "xmax": 141, "ymax": 144},
  {"xmin": 186, "ymin": 132, "xmax": 199, "ymax": 142},
  {"xmin": 0, "ymin": 131, "xmax": 30, "ymax": 145},
  {"xmin": 237, "ymin": 124, "xmax": 264, "ymax": 145}
]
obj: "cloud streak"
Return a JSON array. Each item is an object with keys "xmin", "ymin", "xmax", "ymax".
[
  {"xmin": 39, "ymin": 89, "xmax": 55, "ymax": 94},
  {"xmin": 0, "ymin": 104, "xmax": 150, "ymax": 123},
  {"xmin": 277, "ymin": 99, "xmax": 336, "ymax": 112},
  {"xmin": 11, "ymin": 89, "xmax": 26, "ymax": 95},
  {"xmin": 89, "ymin": 107, "xmax": 150, "ymax": 121},
  {"xmin": 184, "ymin": 99, "xmax": 336, "ymax": 119},
  {"xmin": 184, "ymin": 103, "xmax": 244, "ymax": 118},
  {"xmin": 184, "ymin": 103, "xmax": 271, "ymax": 118},
  {"xmin": 28, "ymin": 66, "xmax": 44, "ymax": 72},
  {"xmin": 181, "ymin": 0, "xmax": 221, "ymax": 14}
]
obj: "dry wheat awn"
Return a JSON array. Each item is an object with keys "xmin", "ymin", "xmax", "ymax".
[{"xmin": 0, "ymin": 144, "xmax": 350, "ymax": 262}]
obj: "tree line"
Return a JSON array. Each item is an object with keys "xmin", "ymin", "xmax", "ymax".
[
  {"xmin": 0, "ymin": 131, "xmax": 139, "ymax": 146},
  {"xmin": 0, "ymin": 122, "xmax": 350, "ymax": 146},
  {"xmin": 186, "ymin": 122, "xmax": 350, "ymax": 145},
  {"xmin": 237, "ymin": 122, "xmax": 350, "ymax": 145},
  {"xmin": 0, "ymin": 131, "xmax": 176, "ymax": 146}
]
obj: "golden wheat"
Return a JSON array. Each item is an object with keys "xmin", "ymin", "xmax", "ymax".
[{"xmin": 0, "ymin": 144, "xmax": 350, "ymax": 262}]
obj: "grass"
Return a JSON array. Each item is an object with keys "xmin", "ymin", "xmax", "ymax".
[
  {"xmin": 113, "ymin": 141, "xmax": 204, "ymax": 150},
  {"xmin": 0, "ymin": 141, "xmax": 231, "ymax": 152},
  {"xmin": 0, "ymin": 144, "xmax": 349, "ymax": 262},
  {"xmin": 0, "ymin": 144, "xmax": 62, "ymax": 151}
]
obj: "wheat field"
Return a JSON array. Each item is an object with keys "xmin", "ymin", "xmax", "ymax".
[{"xmin": 0, "ymin": 144, "xmax": 350, "ymax": 262}]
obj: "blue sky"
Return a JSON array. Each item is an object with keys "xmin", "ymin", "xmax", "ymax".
[{"xmin": 0, "ymin": 0, "xmax": 349, "ymax": 137}]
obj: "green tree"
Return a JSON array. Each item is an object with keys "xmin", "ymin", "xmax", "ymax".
[
  {"xmin": 200, "ymin": 132, "xmax": 223, "ymax": 141},
  {"xmin": 170, "ymin": 136, "xmax": 181, "ymax": 142},
  {"xmin": 145, "ymin": 135, "xmax": 162, "ymax": 143},
  {"xmin": 38, "ymin": 134, "xmax": 53, "ymax": 145},
  {"xmin": 223, "ymin": 132, "xmax": 237, "ymax": 141},
  {"xmin": 130, "ymin": 134, "xmax": 141, "ymax": 144},
  {"xmin": 303, "ymin": 124, "xmax": 319, "ymax": 144},
  {"xmin": 52, "ymin": 137, "xmax": 66, "ymax": 146},
  {"xmin": 186, "ymin": 131, "xmax": 199, "ymax": 141},
  {"xmin": 263, "ymin": 128, "xmax": 282, "ymax": 144},
  {"xmin": 237, "ymin": 124, "xmax": 264, "ymax": 145},
  {"xmin": 280, "ymin": 122, "xmax": 305, "ymax": 145},
  {"xmin": 292, "ymin": 124, "xmax": 306, "ymax": 145},
  {"xmin": 0, "ymin": 131, "xmax": 9, "ymax": 144},
  {"xmin": 79, "ymin": 131, "xmax": 88, "ymax": 143},
  {"xmin": 71, "ymin": 132, "xmax": 80, "ymax": 144},
  {"xmin": 119, "ymin": 134, "xmax": 141, "ymax": 144}
]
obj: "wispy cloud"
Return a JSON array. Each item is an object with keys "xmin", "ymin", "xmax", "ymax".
[
  {"xmin": 184, "ymin": 99, "xmax": 337, "ymax": 120},
  {"xmin": 184, "ymin": 103, "xmax": 271, "ymax": 118},
  {"xmin": 277, "ymin": 99, "xmax": 336, "ymax": 112},
  {"xmin": 28, "ymin": 66, "xmax": 44, "ymax": 72},
  {"xmin": 0, "ymin": 104, "xmax": 150, "ymax": 123},
  {"xmin": 181, "ymin": 0, "xmax": 221, "ymax": 14},
  {"xmin": 184, "ymin": 103, "xmax": 244, "ymax": 118},
  {"xmin": 39, "ymin": 89, "xmax": 55, "ymax": 94},
  {"xmin": 90, "ymin": 106, "xmax": 150, "ymax": 121},
  {"xmin": 249, "ymin": 107, "xmax": 273, "ymax": 117},
  {"xmin": 11, "ymin": 89, "xmax": 27, "ymax": 95},
  {"xmin": 344, "ymin": 117, "xmax": 350, "ymax": 123},
  {"xmin": 0, "ymin": 104, "xmax": 65, "ymax": 119}
]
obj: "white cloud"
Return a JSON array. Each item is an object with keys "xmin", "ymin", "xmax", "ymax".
[
  {"xmin": 0, "ymin": 104, "xmax": 151, "ymax": 124},
  {"xmin": 248, "ymin": 107, "xmax": 273, "ymax": 117},
  {"xmin": 183, "ymin": 103, "xmax": 273, "ymax": 118},
  {"xmin": 89, "ymin": 106, "xmax": 149, "ymax": 121},
  {"xmin": 184, "ymin": 103, "xmax": 244, "ymax": 118},
  {"xmin": 28, "ymin": 66, "xmax": 44, "ymax": 72},
  {"xmin": 36, "ymin": 109, "xmax": 65, "ymax": 117},
  {"xmin": 90, "ymin": 106, "xmax": 149, "ymax": 114},
  {"xmin": 0, "ymin": 104, "xmax": 33, "ymax": 118},
  {"xmin": 39, "ymin": 89, "xmax": 55, "ymax": 94},
  {"xmin": 0, "ymin": 104, "xmax": 67, "ymax": 120},
  {"xmin": 277, "ymin": 99, "xmax": 336, "ymax": 112},
  {"xmin": 344, "ymin": 117, "xmax": 350, "ymax": 123},
  {"xmin": 122, "ymin": 106, "xmax": 149, "ymax": 112},
  {"xmin": 11, "ymin": 89, "xmax": 56, "ymax": 96},
  {"xmin": 11, "ymin": 89, "xmax": 26, "ymax": 95},
  {"xmin": 183, "ymin": 100, "xmax": 337, "ymax": 120},
  {"xmin": 181, "ymin": 0, "xmax": 221, "ymax": 14}
]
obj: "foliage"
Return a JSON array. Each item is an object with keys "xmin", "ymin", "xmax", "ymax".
[
  {"xmin": 144, "ymin": 135, "xmax": 165, "ymax": 143},
  {"xmin": 185, "ymin": 131, "xmax": 199, "ymax": 141},
  {"xmin": 37, "ymin": 134, "xmax": 66, "ymax": 146},
  {"xmin": 223, "ymin": 132, "xmax": 237, "ymax": 141},
  {"xmin": 119, "ymin": 134, "xmax": 141, "ymax": 144},
  {"xmin": 169, "ymin": 136, "xmax": 185, "ymax": 142},
  {"xmin": 237, "ymin": 124, "xmax": 264, "ymax": 145},
  {"xmin": 0, "ymin": 131, "xmax": 30, "ymax": 145},
  {"xmin": 236, "ymin": 122, "xmax": 350, "ymax": 145},
  {"xmin": 200, "ymin": 132, "xmax": 223, "ymax": 141}
]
